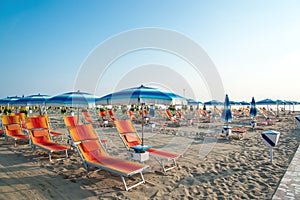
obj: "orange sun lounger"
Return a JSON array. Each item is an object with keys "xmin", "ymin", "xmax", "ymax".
[
  {"xmin": 115, "ymin": 120, "xmax": 180, "ymax": 172},
  {"xmin": 26, "ymin": 116, "xmax": 69, "ymax": 161},
  {"xmin": 1, "ymin": 115, "xmax": 29, "ymax": 146},
  {"xmin": 67, "ymin": 124, "xmax": 149, "ymax": 191}
]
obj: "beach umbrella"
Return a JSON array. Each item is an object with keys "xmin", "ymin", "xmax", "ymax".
[
  {"xmin": 239, "ymin": 101, "xmax": 250, "ymax": 106},
  {"xmin": 12, "ymin": 94, "xmax": 50, "ymax": 106},
  {"xmin": 47, "ymin": 91, "xmax": 98, "ymax": 107},
  {"xmin": 0, "ymin": 96, "xmax": 21, "ymax": 106},
  {"xmin": 187, "ymin": 99, "xmax": 199, "ymax": 105},
  {"xmin": 204, "ymin": 100, "xmax": 223, "ymax": 106},
  {"xmin": 47, "ymin": 91, "xmax": 99, "ymax": 122},
  {"xmin": 11, "ymin": 94, "xmax": 51, "ymax": 115},
  {"xmin": 256, "ymin": 98, "xmax": 276, "ymax": 110},
  {"xmin": 96, "ymin": 85, "xmax": 187, "ymax": 146},
  {"xmin": 96, "ymin": 85, "xmax": 187, "ymax": 106},
  {"xmin": 229, "ymin": 101, "xmax": 240, "ymax": 105},
  {"xmin": 221, "ymin": 94, "xmax": 232, "ymax": 124},
  {"xmin": 250, "ymin": 97, "xmax": 258, "ymax": 118}
]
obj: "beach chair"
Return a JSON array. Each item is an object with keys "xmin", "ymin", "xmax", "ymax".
[
  {"xmin": 26, "ymin": 124, "xmax": 69, "ymax": 161},
  {"xmin": 67, "ymin": 124, "xmax": 148, "ymax": 191},
  {"xmin": 13, "ymin": 113, "xmax": 27, "ymax": 131},
  {"xmin": 28, "ymin": 115, "xmax": 64, "ymax": 140},
  {"xmin": 231, "ymin": 127, "xmax": 247, "ymax": 140},
  {"xmin": 107, "ymin": 109, "xmax": 117, "ymax": 121},
  {"xmin": 115, "ymin": 120, "xmax": 180, "ymax": 172},
  {"xmin": 1, "ymin": 115, "xmax": 29, "ymax": 146},
  {"xmin": 128, "ymin": 110, "xmax": 137, "ymax": 121},
  {"xmin": 98, "ymin": 110, "xmax": 114, "ymax": 127},
  {"xmin": 63, "ymin": 115, "xmax": 81, "ymax": 127},
  {"xmin": 82, "ymin": 111, "xmax": 103, "ymax": 127}
]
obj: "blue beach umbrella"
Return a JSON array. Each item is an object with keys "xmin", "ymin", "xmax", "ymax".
[
  {"xmin": 47, "ymin": 91, "xmax": 98, "ymax": 108},
  {"xmin": 96, "ymin": 85, "xmax": 187, "ymax": 106},
  {"xmin": 96, "ymin": 85, "xmax": 186, "ymax": 146},
  {"xmin": 204, "ymin": 100, "xmax": 223, "ymax": 106},
  {"xmin": 0, "ymin": 96, "xmax": 21, "ymax": 106},
  {"xmin": 12, "ymin": 94, "xmax": 51, "ymax": 106},
  {"xmin": 221, "ymin": 94, "xmax": 232, "ymax": 124},
  {"xmin": 250, "ymin": 97, "xmax": 258, "ymax": 118},
  {"xmin": 239, "ymin": 101, "xmax": 250, "ymax": 106},
  {"xmin": 47, "ymin": 91, "xmax": 99, "ymax": 123}
]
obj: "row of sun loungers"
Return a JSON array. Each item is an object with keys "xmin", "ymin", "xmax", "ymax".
[{"xmin": 1, "ymin": 113, "xmax": 181, "ymax": 191}]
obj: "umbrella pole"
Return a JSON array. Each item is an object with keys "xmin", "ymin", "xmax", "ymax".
[{"xmin": 141, "ymin": 103, "xmax": 144, "ymax": 146}]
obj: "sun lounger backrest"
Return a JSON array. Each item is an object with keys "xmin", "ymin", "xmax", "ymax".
[
  {"xmin": 115, "ymin": 120, "xmax": 141, "ymax": 148},
  {"xmin": 68, "ymin": 124, "xmax": 107, "ymax": 160},
  {"xmin": 1, "ymin": 115, "xmax": 21, "ymax": 126},
  {"xmin": 82, "ymin": 112, "xmax": 93, "ymax": 123},
  {"xmin": 26, "ymin": 116, "xmax": 48, "ymax": 130},
  {"xmin": 108, "ymin": 109, "xmax": 116, "ymax": 121},
  {"xmin": 68, "ymin": 124, "xmax": 98, "ymax": 142},
  {"xmin": 29, "ymin": 129, "xmax": 51, "ymax": 144},
  {"xmin": 99, "ymin": 111, "xmax": 107, "ymax": 119},
  {"xmin": 63, "ymin": 116, "xmax": 80, "ymax": 127}
]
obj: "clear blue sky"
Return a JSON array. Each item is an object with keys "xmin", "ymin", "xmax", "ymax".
[{"xmin": 1, "ymin": 0, "xmax": 300, "ymax": 101}]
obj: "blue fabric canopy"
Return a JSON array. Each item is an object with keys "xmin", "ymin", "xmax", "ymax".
[
  {"xmin": 11, "ymin": 94, "xmax": 50, "ymax": 106},
  {"xmin": 204, "ymin": 100, "xmax": 223, "ymax": 105},
  {"xmin": 256, "ymin": 98, "xmax": 276, "ymax": 105},
  {"xmin": 96, "ymin": 85, "xmax": 187, "ymax": 105},
  {"xmin": 0, "ymin": 96, "xmax": 21, "ymax": 105},
  {"xmin": 47, "ymin": 91, "xmax": 98, "ymax": 107}
]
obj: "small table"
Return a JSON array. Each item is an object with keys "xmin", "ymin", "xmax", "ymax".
[
  {"xmin": 222, "ymin": 125, "xmax": 232, "ymax": 140},
  {"xmin": 130, "ymin": 145, "xmax": 152, "ymax": 162}
]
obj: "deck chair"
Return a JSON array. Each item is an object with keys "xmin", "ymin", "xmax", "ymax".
[
  {"xmin": 67, "ymin": 124, "xmax": 149, "ymax": 191},
  {"xmin": 1, "ymin": 115, "xmax": 29, "ymax": 146},
  {"xmin": 27, "ymin": 129, "xmax": 69, "ymax": 161},
  {"xmin": 98, "ymin": 111, "xmax": 113, "ymax": 127},
  {"xmin": 115, "ymin": 120, "xmax": 180, "ymax": 173},
  {"xmin": 63, "ymin": 115, "xmax": 81, "ymax": 127},
  {"xmin": 37, "ymin": 114, "xmax": 64, "ymax": 139},
  {"xmin": 82, "ymin": 111, "xmax": 103, "ymax": 127},
  {"xmin": 128, "ymin": 110, "xmax": 137, "ymax": 121},
  {"xmin": 13, "ymin": 113, "xmax": 27, "ymax": 131},
  {"xmin": 231, "ymin": 127, "xmax": 247, "ymax": 140},
  {"xmin": 107, "ymin": 109, "xmax": 117, "ymax": 121},
  {"xmin": 63, "ymin": 115, "xmax": 108, "ymax": 148}
]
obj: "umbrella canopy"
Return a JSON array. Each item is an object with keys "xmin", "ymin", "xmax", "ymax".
[
  {"xmin": 0, "ymin": 96, "xmax": 21, "ymax": 105},
  {"xmin": 47, "ymin": 91, "xmax": 98, "ymax": 108},
  {"xmin": 256, "ymin": 98, "xmax": 276, "ymax": 105},
  {"xmin": 187, "ymin": 99, "xmax": 201, "ymax": 105},
  {"xmin": 229, "ymin": 101, "xmax": 240, "ymax": 105},
  {"xmin": 221, "ymin": 94, "xmax": 232, "ymax": 123},
  {"xmin": 250, "ymin": 97, "xmax": 258, "ymax": 117},
  {"xmin": 96, "ymin": 85, "xmax": 187, "ymax": 106},
  {"xmin": 204, "ymin": 100, "xmax": 223, "ymax": 106},
  {"xmin": 239, "ymin": 101, "xmax": 250, "ymax": 106},
  {"xmin": 11, "ymin": 94, "xmax": 51, "ymax": 106}
]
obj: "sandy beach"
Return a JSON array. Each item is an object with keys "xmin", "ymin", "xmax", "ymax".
[{"xmin": 1, "ymin": 112, "xmax": 300, "ymax": 199}]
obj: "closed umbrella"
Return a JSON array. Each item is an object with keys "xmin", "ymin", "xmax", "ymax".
[
  {"xmin": 250, "ymin": 97, "xmax": 258, "ymax": 129},
  {"xmin": 221, "ymin": 94, "xmax": 232, "ymax": 140}
]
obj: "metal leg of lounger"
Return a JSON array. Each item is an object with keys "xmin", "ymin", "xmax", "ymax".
[
  {"xmin": 156, "ymin": 158, "xmax": 177, "ymax": 173},
  {"xmin": 121, "ymin": 172, "xmax": 145, "ymax": 191},
  {"xmin": 49, "ymin": 153, "xmax": 52, "ymax": 162}
]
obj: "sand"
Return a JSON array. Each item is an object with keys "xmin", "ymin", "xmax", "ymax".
[{"xmin": 1, "ymin": 112, "xmax": 299, "ymax": 199}]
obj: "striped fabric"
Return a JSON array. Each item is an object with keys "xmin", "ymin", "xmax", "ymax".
[
  {"xmin": 47, "ymin": 91, "xmax": 98, "ymax": 107},
  {"xmin": 11, "ymin": 94, "xmax": 50, "ymax": 106},
  {"xmin": 96, "ymin": 85, "xmax": 186, "ymax": 105}
]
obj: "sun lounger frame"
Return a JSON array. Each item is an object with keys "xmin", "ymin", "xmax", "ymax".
[{"xmin": 68, "ymin": 124, "xmax": 148, "ymax": 191}]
